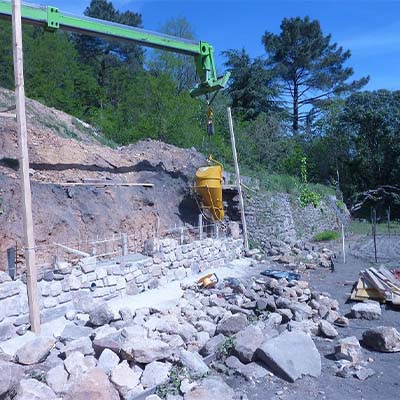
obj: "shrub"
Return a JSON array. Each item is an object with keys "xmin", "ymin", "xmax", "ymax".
[{"xmin": 313, "ymin": 230, "xmax": 340, "ymax": 241}]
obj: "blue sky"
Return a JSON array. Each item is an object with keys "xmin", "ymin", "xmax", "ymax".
[{"xmin": 41, "ymin": 0, "xmax": 400, "ymax": 90}]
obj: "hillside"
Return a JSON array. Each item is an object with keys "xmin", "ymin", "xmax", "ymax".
[{"xmin": 0, "ymin": 88, "xmax": 206, "ymax": 263}]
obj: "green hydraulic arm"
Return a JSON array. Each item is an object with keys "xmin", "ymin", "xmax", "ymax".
[{"xmin": 0, "ymin": 0, "xmax": 230, "ymax": 99}]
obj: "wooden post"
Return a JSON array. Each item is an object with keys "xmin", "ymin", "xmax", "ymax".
[
  {"xmin": 12, "ymin": 0, "xmax": 40, "ymax": 334},
  {"xmin": 121, "ymin": 233, "xmax": 128, "ymax": 256},
  {"xmin": 371, "ymin": 207, "xmax": 377, "ymax": 263},
  {"xmin": 227, "ymin": 107, "xmax": 249, "ymax": 253},
  {"xmin": 341, "ymin": 223, "xmax": 346, "ymax": 264},
  {"xmin": 198, "ymin": 214, "xmax": 203, "ymax": 240}
]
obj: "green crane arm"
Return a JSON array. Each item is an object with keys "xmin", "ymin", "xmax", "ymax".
[{"xmin": 0, "ymin": 0, "xmax": 230, "ymax": 98}]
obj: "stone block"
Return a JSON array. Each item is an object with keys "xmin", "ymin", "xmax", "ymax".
[
  {"xmin": 80, "ymin": 257, "xmax": 96, "ymax": 273},
  {"xmin": 104, "ymin": 275, "xmax": 117, "ymax": 286},
  {"xmin": 3, "ymin": 296, "xmax": 21, "ymax": 317},
  {"xmin": 58, "ymin": 292, "xmax": 73, "ymax": 304},
  {"xmin": 0, "ymin": 281, "xmax": 21, "ymax": 299},
  {"xmin": 136, "ymin": 274, "xmax": 150, "ymax": 284},
  {"xmin": 96, "ymin": 268, "xmax": 107, "ymax": 279},
  {"xmin": 69, "ymin": 275, "xmax": 81, "ymax": 290},
  {"xmin": 0, "ymin": 321, "xmax": 14, "ymax": 341},
  {"xmin": 86, "ymin": 272, "xmax": 97, "ymax": 282},
  {"xmin": 44, "ymin": 297, "xmax": 59, "ymax": 309},
  {"xmin": 50, "ymin": 281, "xmax": 63, "ymax": 297}
]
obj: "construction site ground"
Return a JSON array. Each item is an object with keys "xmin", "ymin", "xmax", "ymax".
[
  {"xmin": 2, "ymin": 237, "xmax": 399, "ymax": 400},
  {"xmin": 227, "ymin": 237, "xmax": 400, "ymax": 400}
]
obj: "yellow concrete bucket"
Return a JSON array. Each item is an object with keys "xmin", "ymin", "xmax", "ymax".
[{"xmin": 195, "ymin": 161, "xmax": 224, "ymax": 221}]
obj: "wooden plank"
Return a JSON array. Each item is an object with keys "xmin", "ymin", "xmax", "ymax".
[
  {"xmin": 54, "ymin": 243, "xmax": 90, "ymax": 257},
  {"xmin": 0, "ymin": 112, "xmax": 16, "ymax": 118},
  {"xmin": 12, "ymin": 0, "xmax": 40, "ymax": 334},
  {"xmin": 227, "ymin": 107, "xmax": 249, "ymax": 253},
  {"xmin": 43, "ymin": 182, "xmax": 154, "ymax": 188}
]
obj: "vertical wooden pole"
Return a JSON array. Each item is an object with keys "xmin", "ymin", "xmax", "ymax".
[
  {"xmin": 198, "ymin": 214, "xmax": 203, "ymax": 240},
  {"xmin": 12, "ymin": 0, "xmax": 40, "ymax": 334},
  {"xmin": 227, "ymin": 107, "xmax": 249, "ymax": 253},
  {"xmin": 341, "ymin": 223, "xmax": 346, "ymax": 264}
]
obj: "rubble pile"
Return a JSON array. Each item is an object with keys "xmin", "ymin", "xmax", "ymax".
[
  {"xmin": 0, "ymin": 246, "xmax": 350, "ymax": 400},
  {"xmin": 263, "ymin": 238, "xmax": 336, "ymax": 271}
]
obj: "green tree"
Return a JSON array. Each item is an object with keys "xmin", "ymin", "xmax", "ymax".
[
  {"xmin": 23, "ymin": 27, "xmax": 99, "ymax": 117},
  {"xmin": 0, "ymin": 21, "xmax": 13, "ymax": 89},
  {"xmin": 262, "ymin": 16, "xmax": 368, "ymax": 133},
  {"xmin": 148, "ymin": 17, "xmax": 197, "ymax": 94},
  {"xmin": 223, "ymin": 48, "xmax": 279, "ymax": 120}
]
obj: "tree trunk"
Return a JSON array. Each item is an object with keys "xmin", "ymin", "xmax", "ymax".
[{"xmin": 293, "ymin": 82, "xmax": 299, "ymax": 133}]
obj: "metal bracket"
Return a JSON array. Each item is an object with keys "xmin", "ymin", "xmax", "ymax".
[{"xmin": 46, "ymin": 6, "xmax": 60, "ymax": 30}]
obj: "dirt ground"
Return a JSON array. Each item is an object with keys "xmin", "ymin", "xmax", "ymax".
[{"xmin": 226, "ymin": 236, "xmax": 400, "ymax": 400}]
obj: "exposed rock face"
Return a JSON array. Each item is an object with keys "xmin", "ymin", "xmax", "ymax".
[
  {"xmin": 63, "ymin": 367, "xmax": 120, "ymax": 400},
  {"xmin": 15, "ymin": 337, "xmax": 56, "ymax": 365},
  {"xmin": 256, "ymin": 331, "xmax": 321, "ymax": 382},
  {"xmin": 350, "ymin": 301, "xmax": 381, "ymax": 320},
  {"xmin": 362, "ymin": 326, "xmax": 400, "ymax": 352}
]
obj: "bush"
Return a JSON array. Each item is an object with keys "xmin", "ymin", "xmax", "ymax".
[{"xmin": 313, "ymin": 230, "xmax": 340, "ymax": 241}]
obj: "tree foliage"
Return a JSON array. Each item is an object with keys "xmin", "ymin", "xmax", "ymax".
[
  {"xmin": 262, "ymin": 16, "xmax": 369, "ymax": 133},
  {"xmin": 223, "ymin": 49, "xmax": 279, "ymax": 120},
  {"xmin": 148, "ymin": 17, "xmax": 197, "ymax": 94}
]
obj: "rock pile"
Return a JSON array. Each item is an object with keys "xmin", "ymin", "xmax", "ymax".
[
  {"xmin": 0, "ymin": 243, "xmax": 368, "ymax": 399},
  {"xmin": 262, "ymin": 238, "xmax": 335, "ymax": 271}
]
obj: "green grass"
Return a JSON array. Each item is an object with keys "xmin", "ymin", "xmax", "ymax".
[
  {"xmin": 349, "ymin": 220, "xmax": 400, "ymax": 235},
  {"xmin": 313, "ymin": 230, "xmax": 340, "ymax": 241}
]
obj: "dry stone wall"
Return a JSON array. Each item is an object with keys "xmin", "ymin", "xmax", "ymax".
[
  {"xmin": 0, "ymin": 236, "xmax": 243, "ymax": 341},
  {"xmin": 245, "ymin": 192, "xmax": 348, "ymax": 247}
]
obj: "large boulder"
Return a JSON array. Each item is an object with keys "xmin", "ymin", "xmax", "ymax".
[
  {"xmin": 216, "ymin": 313, "xmax": 248, "ymax": 336},
  {"xmin": 232, "ymin": 325, "xmax": 265, "ymax": 363},
  {"xmin": 318, "ymin": 320, "xmax": 338, "ymax": 339},
  {"xmin": 350, "ymin": 301, "xmax": 381, "ymax": 320},
  {"xmin": 59, "ymin": 323, "xmax": 93, "ymax": 342},
  {"xmin": 89, "ymin": 303, "xmax": 116, "ymax": 326},
  {"xmin": 141, "ymin": 361, "xmax": 171, "ymax": 388},
  {"xmin": 121, "ymin": 338, "xmax": 171, "ymax": 363},
  {"xmin": 334, "ymin": 336, "xmax": 362, "ymax": 363},
  {"xmin": 179, "ymin": 350, "xmax": 209, "ymax": 378},
  {"xmin": 46, "ymin": 364, "xmax": 68, "ymax": 395},
  {"xmin": 63, "ymin": 368, "xmax": 120, "ymax": 400},
  {"xmin": 0, "ymin": 360, "xmax": 24, "ymax": 396},
  {"xmin": 98, "ymin": 348, "xmax": 120, "ymax": 375},
  {"xmin": 62, "ymin": 336, "xmax": 94, "ymax": 357},
  {"xmin": 110, "ymin": 360, "xmax": 142, "ymax": 397},
  {"xmin": 14, "ymin": 378, "xmax": 57, "ymax": 400},
  {"xmin": 362, "ymin": 326, "xmax": 400, "ymax": 352},
  {"xmin": 199, "ymin": 334, "xmax": 225, "ymax": 357},
  {"xmin": 184, "ymin": 376, "xmax": 234, "ymax": 400},
  {"xmin": 15, "ymin": 337, "xmax": 56, "ymax": 365},
  {"xmin": 256, "ymin": 331, "xmax": 321, "ymax": 382}
]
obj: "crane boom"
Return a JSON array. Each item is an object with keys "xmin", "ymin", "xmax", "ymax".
[{"xmin": 0, "ymin": 0, "xmax": 230, "ymax": 98}]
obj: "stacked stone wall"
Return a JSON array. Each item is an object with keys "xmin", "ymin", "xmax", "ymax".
[{"xmin": 0, "ymin": 236, "xmax": 243, "ymax": 341}]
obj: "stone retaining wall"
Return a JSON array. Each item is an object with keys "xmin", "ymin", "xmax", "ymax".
[
  {"xmin": 0, "ymin": 235, "xmax": 243, "ymax": 341},
  {"xmin": 245, "ymin": 192, "xmax": 349, "ymax": 247}
]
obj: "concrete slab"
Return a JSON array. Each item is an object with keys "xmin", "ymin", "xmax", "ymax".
[{"xmin": 109, "ymin": 257, "xmax": 254, "ymax": 314}]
